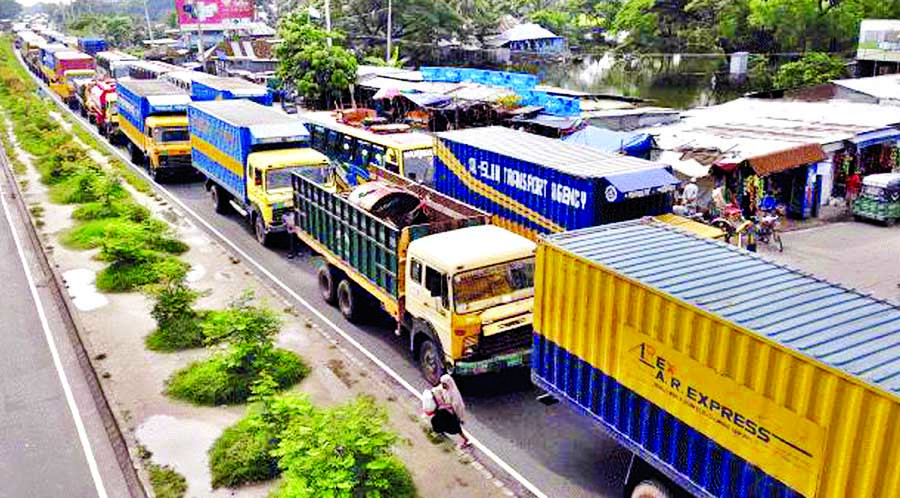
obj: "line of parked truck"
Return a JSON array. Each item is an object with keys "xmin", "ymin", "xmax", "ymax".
[{"xmin": 13, "ymin": 24, "xmax": 900, "ymax": 498}]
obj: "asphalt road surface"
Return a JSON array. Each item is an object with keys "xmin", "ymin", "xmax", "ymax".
[{"xmin": 0, "ymin": 171, "xmax": 131, "ymax": 497}]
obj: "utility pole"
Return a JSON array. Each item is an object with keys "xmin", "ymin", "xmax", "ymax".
[
  {"xmin": 325, "ymin": 0, "xmax": 331, "ymax": 47},
  {"xmin": 385, "ymin": 0, "xmax": 391, "ymax": 64},
  {"xmin": 143, "ymin": 0, "xmax": 154, "ymax": 42}
]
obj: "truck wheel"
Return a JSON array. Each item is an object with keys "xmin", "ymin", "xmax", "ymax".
[
  {"xmin": 418, "ymin": 338, "xmax": 444, "ymax": 386},
  {"xmin": 129, "ymin": 143, "xmax": 144, "ymax": 166},
  {"xmin": 317, "ymin": 265, "xmax": 338, "ymax": 305},
  {"xmin": 211, "ymin": 185, "xmax": 232, "ymax": 215},
  {"xmin": 630, "ymin": 481, "xmax": 671, "ymax": 498},
  {"xmin": 337, "ymin": 279, "xmax": 364, "ymax": 323},
  {"xmin": 254, "ymin": 214, "xmax": 271, "ymax": 246}
]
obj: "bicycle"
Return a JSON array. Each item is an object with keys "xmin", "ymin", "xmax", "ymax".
[{"xmin": 755, "ymin": 206, "xmax": 784, "ymax": 252}]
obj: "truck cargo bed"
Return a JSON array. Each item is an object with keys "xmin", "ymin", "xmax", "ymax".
[
  {"xmin": 534, "ymin": 219, "xmax": 900, "ymax": 498},
  {"xmin": 287, "ymin": 167, "xmax": 489, "ymax": 316}
]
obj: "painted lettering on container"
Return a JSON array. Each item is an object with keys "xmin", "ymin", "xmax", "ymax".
[
  {"xmin": 467, "ymin": 157, "xmax": 587, "ymax": 210},
  {"xmin": 619, "ymin": 336, "xmax": 825, "ymax": 498}
]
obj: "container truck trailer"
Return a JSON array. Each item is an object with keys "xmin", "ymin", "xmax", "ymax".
[
  {"xmin": 432, "ymin": 126, "xmax": 680, "ymax": 240},
  {"xmin": 116, "ymin": 79, "xmax": 192, "ymax": 180},
  {"xmin": 94, "ymin": 51, "xmax": 137, "ymax": 79},
  {"xmin": 191, "ymin": 77, "xmax": 273, "ymax": 106},
  {"xmin": 286, "ymin": 168, "xmax": 536, "ymax": 384},
  {"xmin": 43, "ymin": 51, "xmax": 95, "ymax": 107},
  {"xmin": 76, "ymin": 37, "xmax": 106, "ymax": 56},
  {"xmin": 188, "ymin": 100, "xmax": 330, "ymax": 245},
  {"xmin": 533, "ymin": 219, "xmax": 900, "ymax": 498}
]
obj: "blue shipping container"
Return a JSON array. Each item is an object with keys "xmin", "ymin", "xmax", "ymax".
[
  {"xmin": 191, "ymin": 77, "xmax": 273, "ymax": 106},
  {"xmin": 188, "ymin": 100, "xmax": 310, "ymax": 202},
  {"xmin": 77, "ymin": 37, "xmax": 107, "ymax": 56},
  {"xmin": 433, "ymin": 127, "xmax": 679, "ymax": 236},
  {"xmin": 116, "ymin": 80, "xmax": 191, "ymax": 135}
]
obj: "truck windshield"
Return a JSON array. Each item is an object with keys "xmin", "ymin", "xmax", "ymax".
[
  {"xmin": 153, "ymin": 127, "xmax": 189, "ymax": 143},
  {"xmin": 403, "ymin": 149, "xmax": 434, "ymax": 184},
  {"xmin": 453, "ymin": 257, "xmax": 535, "ymax": 314},
  {"xmin": 267, "ymin": 168, "xmax": 301, "ymax": 192}
]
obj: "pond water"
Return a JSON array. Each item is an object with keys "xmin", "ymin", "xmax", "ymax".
[{"xmin": 519, "ymin": 52, "xmax": 776, "ymax": 109}]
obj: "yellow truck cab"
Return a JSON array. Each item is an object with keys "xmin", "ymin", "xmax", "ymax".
[
  {"xmin": 189, "ymin": 100, "xmax": 331, "ymax": 245},
  {"xmin": 116, "ymin": 80, "xmax": 193, "ymax": 180},
  {"xmin": 405, "ymin": 225, "xmax": 536, "ymax": 376}
]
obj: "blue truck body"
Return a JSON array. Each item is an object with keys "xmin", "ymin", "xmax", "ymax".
[
  {"xmin": 432, "ymin": 127, "xmax": 679, "ymax": 238},
  {"xmin": 116, "ymin": 80, "xmax": 191, "ymax": 136},
  {"xmin": 77, "ymin": 37, "xmax": 107, "ymax": 56},
  {"xmin": 191, "ymin": 77, "xmax": 273, "ymax": 106},
  {"xmin": 188, "ymin": 100, "xmax": 310, "ymax": 202}
]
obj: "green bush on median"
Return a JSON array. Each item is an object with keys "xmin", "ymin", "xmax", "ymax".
[{"xmin": 165, "ymin": 294, "xmax": 310, "ymax": 405}]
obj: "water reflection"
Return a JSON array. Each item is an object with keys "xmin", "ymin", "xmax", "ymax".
[{"xmin": 523, "ymin": 52, "xmax": 771, "ymax": 109}]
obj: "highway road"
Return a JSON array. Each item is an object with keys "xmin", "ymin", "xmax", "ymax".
[
  {"xmin": 21, "ymin": 55, "xmax": 635, "ymax": 498},
  {"xmin": 0, "ymin": 159, "xmax": 132, "ymax": 497}
]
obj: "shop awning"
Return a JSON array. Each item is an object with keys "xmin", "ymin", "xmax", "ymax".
[
  {"xmin": 745, "ymin": 143, "xmax": 826, "ymax": 177},
  {"xmin": 605, "ymin": 168, "xmax": 680, "ymax": 199},
  {"xmin": 849, "ymin": 128, "xmax": 900, "ymax": 149}
]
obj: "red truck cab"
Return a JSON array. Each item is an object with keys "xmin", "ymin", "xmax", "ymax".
[{"xmin": 88, "ymin": 79, "xmax": 119, "ymax": 139}]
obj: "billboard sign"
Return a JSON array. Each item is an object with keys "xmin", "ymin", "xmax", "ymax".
[{"xmin": 175, "ymin": 0, "xmax": 255, "ymax": 26}]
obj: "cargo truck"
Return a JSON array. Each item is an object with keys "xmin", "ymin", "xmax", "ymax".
[
  {"xmin": 76, "ymin": 37, "xmax": 106, "ymax": 56},
  {"xmin": 95, "ymin": 50, "xmax": 137, "ymax": 79},
  {"xmin": 286, "ymin": 168, "xmax": 536, "ymax": 385},
  {"xmin": 191, "ymin": 77, "xmax": 273, "ymax": 106},
  {"xmin": 117, "ymin": 80, "xmax": 193, "ymax": 180},
  {"xmin": 188, "ymin": 100, "xmax": 330, "ymax": 245},
  {"xmin": 533, "ymin": 219, "xmax": 900, "ymax": 498},
  {"xmin": 43, "ymin": 51, "xmax": 95, "ymax": 107},
  {"xmin": 87, "ymin": 79, "xmax": 120, "ymax": 140},
  {"xmin": 433, "ymin": 126, "xmax": 680, "ymax": 240}
]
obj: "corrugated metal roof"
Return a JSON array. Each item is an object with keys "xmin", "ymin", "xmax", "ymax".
[
  {"xmin": 437, "ymin": 126, "xmax": 667, "ymax": 177},
  {"xmin": 547, "ymin": 220, "xmax": 900, "ymax": 393}
]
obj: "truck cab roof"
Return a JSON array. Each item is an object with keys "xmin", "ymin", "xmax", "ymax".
[
  {"xmin": 408, "ymin": 225, "xmax": 535, "ymax": 273},
  {"xmin": 190, "ymin": 99, "xmax": 310, "ymax": 144}
]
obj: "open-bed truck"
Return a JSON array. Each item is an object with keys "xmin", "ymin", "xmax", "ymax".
[
  {"xmin": 533, "ymin": 218, "xmax": 900, "ymax": 498},
  {"xmin": 286, "ymin": 169, "xmax": 537, "ymax": 384}
]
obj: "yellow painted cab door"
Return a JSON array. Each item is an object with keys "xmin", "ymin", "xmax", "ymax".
[{"xmin": 247, "ymin": 166, "xmax": 265, "ymax": 220}]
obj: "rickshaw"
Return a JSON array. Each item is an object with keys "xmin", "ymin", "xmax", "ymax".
[{"xmin": 853, "ymin": 173, "xmax": 900, "ymax": 225}]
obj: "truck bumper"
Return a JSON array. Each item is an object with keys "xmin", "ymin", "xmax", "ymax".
[{"xmin": 452, "ymin": 348, "xmax": 531, "ymax": 376}]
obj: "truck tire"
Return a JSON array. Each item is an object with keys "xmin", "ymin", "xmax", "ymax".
[
  {"xmin": 630, "ymin": 481, "xmax": 671, "ymax": 498},
  {"xmin": 129, "ymin": 143, "xmax": 144, "ymax": 166},
  {"xmin": 318, "ymin": 265, "xmax": 338, "ymax": 305},
  {"xmin": 417, "ymin": 337, "xmax": 444, "ymax": 386},
  {"xmin": 337, "ymin": 279, "xmax": 364, "ymax": 323},
  {"xmin": 254, "ymin": 213, "xmax": 271, "ymax": 246},
  {"xmin": 211, "ymin": 185, "xmax": 232, "ymax": 215}
]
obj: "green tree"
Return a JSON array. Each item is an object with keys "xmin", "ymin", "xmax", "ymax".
[
  {"xmin": 202, "ymin": 291, "xmax": 282, "ymax": 374},
  {"xmin": 276, "ymin": 14, "xmax": 357, "ymax": 109},
  {"xmin": 774, "ymin": 52, "xmax": 848, "ymax": 88},
  {"xmin": 0, "ymin": 0, "xmax": 22, "ymax": 19}
]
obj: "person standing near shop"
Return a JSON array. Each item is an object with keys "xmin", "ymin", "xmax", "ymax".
[{"xmin": 846, "ymin": 171, "xmax": 862, "ymax": 208}]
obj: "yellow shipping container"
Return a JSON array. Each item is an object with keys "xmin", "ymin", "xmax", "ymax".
[{"xmin": 533, "ymin": 219, "xmax": 900, "ymax": 498}]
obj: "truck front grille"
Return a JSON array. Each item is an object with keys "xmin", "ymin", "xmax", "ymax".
[
  {"xmin": 163, "ymin": 154, "xmax": 192, "ymax": 169},
  {"xmin": 473, "ymin": 325, "xmax": 532, "ymax": 359},
  {"xmin": 272, "ymin": 207, "xmax": 292, "ymax": 226}
]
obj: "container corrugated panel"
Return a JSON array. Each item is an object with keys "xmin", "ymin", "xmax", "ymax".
[
  {"xmin": 115, "ymin": 81, "xmax": 145, "ymax": 135},
  {"xmin": 188, "ymin": 104, "xmax": 252, "ymax": 201},
  {"xmin": 191, "ymin": 78, "xmax": 273, "ymax": 106},
  {"xmin": 291, "ymin": 173, "xmax": 401, "ymax": 299},
  {"xmin": 534, "ymin": 219, "xmax": 900, "ymax": 498},
  {"xmin": 433, "ymin": 127, "xmax": 671, "ymax": 238}
]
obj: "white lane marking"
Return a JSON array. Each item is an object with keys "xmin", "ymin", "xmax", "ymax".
[
  {"xmin": 25, "ymin": 58, "xmax": 549, "ymax": 498},
  {"xmin": 0, "ymin": 182, "xmax": 109, "ymax": 498}
]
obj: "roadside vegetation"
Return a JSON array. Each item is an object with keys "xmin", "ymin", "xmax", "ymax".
[
  {"xmin": 0, "ymin": 37, "xmax": 188, "ymax": 293},
  {"xmin": 165, "ymin": 292, "xmax": 310, "ymax": 406},
  {"xmin": 210, "ymin": 382, "xmax": 417, "ymax": 497}
]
